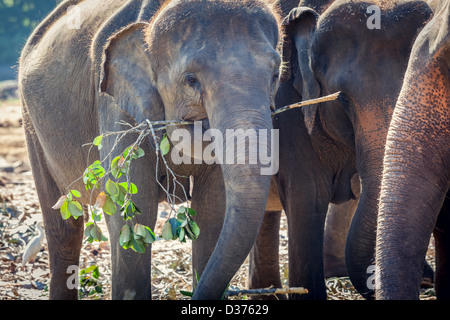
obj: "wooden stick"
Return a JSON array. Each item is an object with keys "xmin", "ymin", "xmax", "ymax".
[
  {"xmin": 225, "ymin": 286, "xmax": 308, "ymax": 297},
  {"xmin": 272, "ymin": 91, "xmax": 341, "ymax": 116}
]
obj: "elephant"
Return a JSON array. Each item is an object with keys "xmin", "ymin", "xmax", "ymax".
[
  {"xmin": 248, "ymin": 0, "xmax": 352, "ymax": 299},
  {"xmin": 376, "ymin": 0, "xmax": 450, "ymax": 300},
  {"xmin": 18, "ymin": 0, "xmax": 284, "ymax": 300},
  {"xmin": 249, "ymin": 0, "xmax": 360, "ymax": 299},
  {"xmin": 260, "ymin": 0, "xmax": 434, "ymax": 299}
]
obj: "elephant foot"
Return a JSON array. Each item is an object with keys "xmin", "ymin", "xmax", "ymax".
[{"xmin": 421, "ymin": 261, "xmax": 434, "ymax": 288}]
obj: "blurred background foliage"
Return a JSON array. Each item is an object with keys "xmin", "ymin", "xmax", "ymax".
[{"xmin": 0, "ymin": 0, "xmax": 60, "ymax": 80}]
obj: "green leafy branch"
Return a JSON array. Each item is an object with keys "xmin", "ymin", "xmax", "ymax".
[
  {"xmin": 79, "ymin": 265, "xmax": 103, "ymax": 299},
  {"xmin": 51, "ymin": 93, "xmax": 340, "ymax": 254},
  {"xmin": 52, "ymin": 119, "xmax": 199, "ymax": 254}
]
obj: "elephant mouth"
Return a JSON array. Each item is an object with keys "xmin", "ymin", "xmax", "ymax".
[
  {"xmin": 180, "ymin": 117, "xmax": 210, "ymax": 135},
  {"xmin": 200, "ymin": 118, "xmax": 210, "ymax": 131},
  {"xmin": 169, "ymin": 117, "xmax": 214, "ymax": 162}
]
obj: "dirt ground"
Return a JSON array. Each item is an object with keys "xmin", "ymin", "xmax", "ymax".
[{"xmin": 0, "ymin": 97, "xmax": 436, "ymax": 300}]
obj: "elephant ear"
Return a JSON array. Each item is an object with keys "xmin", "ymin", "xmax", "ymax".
[
  {"xmin": 281, "ymin": 7, "xmax": 321, "ymax": 132},
  {"xmin": 99, "ymin": 22, "xmax": 164, "ymax": 124}
]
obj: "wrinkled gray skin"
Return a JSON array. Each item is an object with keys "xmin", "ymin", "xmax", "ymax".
[
  {"xmin": 271, "ymin": 0, "xmax": 433, "ymax": 299},
  {"xmin": 376, "ymin": 1, "xmax": 450, "ymax": 299},
  {"xmin": 19, "ymin": 0, "xmax": 282, "ymax": 300}
]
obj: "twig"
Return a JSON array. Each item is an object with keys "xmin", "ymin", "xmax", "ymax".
[
  {"xmin": 146, "ymin": 119, "xmax": 190, "ymax": 218},
  {"xmin": 224, "ymin": 287, "xmax": 308, "ymax": 298},
  {"xmin": 272, "ymin": 91, "xmax": 341, "ymax": 116}
]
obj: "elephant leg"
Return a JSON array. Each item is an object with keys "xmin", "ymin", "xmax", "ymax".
[
  {"xmin": 324, "ymin": 173, "xmax": 360, "ymax": 277},
  {"xmin": 98, "ymin": 97, "xmax": 161, "ymax": 299},
  {"xmin": 323, "ymin": 200, "xmax": 357, "ymax": 277},
  {"xmin": 25, "ymin": 133, "xmax": 83, "ymax": 299},
  {"xmin": 249, "ymin": 210, "xmax": 285, "ymax": 300},
  {"xmin": 433, "ymin": 194, "xmax": 450, "ymax": 299},
  {"xmin": 286, "ymin": 204, "xmax": 328, "ymax": 300},
  {"xmin": 190, "ymin": 166, "xmax": 225, "ymax": 286},
  {"xmin": 105, "ymin": 192, "xmax": 157, "ymax": 300},
  {"xmin": 104, "ymin": 150, "xmax": 159, "ymax": 299}
]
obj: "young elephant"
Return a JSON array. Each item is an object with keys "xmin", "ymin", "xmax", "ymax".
[
  {"xmin": 19, "ymin": 0, "xmax": 283, "ymax": 299},
  {"xmin": 376, "ymin": 1, "xmax": 450, "ymax": 299}
]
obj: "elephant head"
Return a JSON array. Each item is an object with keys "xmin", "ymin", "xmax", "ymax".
[
  {"xmin": 99, "ymin": 0, "xmax": 283, "ymax": 299},
  {"xmin": 376, "ymin": 1, "xmax": 450, "ymax": 299},
  {"xmin": 281, "ymin": 0, "xmax": 432, "ymax": 298}
]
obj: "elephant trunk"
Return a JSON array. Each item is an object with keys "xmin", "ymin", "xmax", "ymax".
[
  {"xmin": 375, "ymin": 136, "xmax": 444, "ymax": 299},
  {"xmin": 345, "ymin": 161, "xmax": 383, "ymax": 299},
  {"xmin": 345, "ymin": 128, "xmax": 388, "ymax": 299},
  {"xmin": 192, "ymin": 97, "xmax": 275, "ymax": 300},
  {"xmin": 375, "ymin": 63, "xmax": 450, "ymax": 299}
]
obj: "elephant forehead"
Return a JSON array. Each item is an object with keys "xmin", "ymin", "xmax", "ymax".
[{"xmin": 145, "ymin": 0, "xmax": 281, "ymax": 52}]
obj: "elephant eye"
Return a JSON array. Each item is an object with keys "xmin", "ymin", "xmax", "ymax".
[
  {"xmin": 185, "ymin": 73, "xmax": 199, "ymax": 88},
  {"xmin": 272, "ymin": 72, "xmax": 279, "ymax": 84}
]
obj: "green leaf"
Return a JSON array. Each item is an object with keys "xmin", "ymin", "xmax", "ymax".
[
  {"xmin": 177, "ymin": 206, "xmax": 187, "ymax": 214},
  {"xmin": 111, "ymin": 156, "xmax": 122, "ymax": 179},
  {"xmin": 112, "ymin": 184, "xmax": 127, "ymax": 206},
  {"xmin": 121, "ymin": 200, "xmax": 140, "ymax": 220},
  {"xmin": 187, "ymin": 208, "xmax": 197, "ymax": 216},
  {"xmin": 134, "ymin": 147, "xmax": 145, "ymax": 159},
  {"xmin": 93, "ymin": 135, "xmax": 103, "ymax": 149},
  {"xmin": 169, "ymin": 218, "xmax": 181, "ymax": 238},
  {"xmin": 91, "ymin": 162, "xmax": 105, "ymax": 178},
  {"xmin": 105, "ymin": 179, "xmax": 119, "ymax": 197},
  {"xmin": 161, "ymin": 220, "xmax": 174, "ymax": 241},
  {"xmin": 70, "ymin": 190, "xmax": 81, "ymax": 198},
  {"xmin": 133, "ymin": 223, "xmax": 146, "ymax": 240},
  {"xmin": 84, "ymin": 223, "xmax": 94, "ymax": 237},
  {"xmin": 180, "ymin": 290, "xmax": 193, "ymax": 297},
  {"xmin": 83, "ymin": 161, "xmax": 106, "ymax": 189},
  {"xmin": 60, "ymin": 200, "xmax": 71, "ymax": 220},
  {"xmin": 190, "ymin": 220, "xmax": 200, "ymax": 238},
  {"xmin": 131, "ymin": 238, "xmax": 145, "ymax": 253},
  {"xmin": 102, "ymin": 195, "xmax": 116, "ymax": 216},
  {"xmin": 177, "ymin": 212, "xmax": 187, "ymax": 227},
  {"xmin": 118, "ymin": 182, "xmax": 138, "ymax": 195},
  {"xmin": 144, "ymin": 226, "xmax": 156, "ymax": 244},
  {"xmin": 67, "ymin": 200, "xmax": 84, "ymax": 217},
  {"xmin": 119, "ymin": 225, "xmax": 132, "ymax": 248},
  {"xmin": 124, "ymin": 146, "xmax": 145, "ymax": 160},
  {"xmin": 91, "ymin": 207, "xmax": 102, "ymax": 222},
  {"xmin": 133, "ymin": 224, "xmax": 155, "ymax": 245},
  {"xmin": 160, "ymin": 134, "xmax": 170, "ymax": 156},
  {"xmin": 92, "ymin": 266, "xmax": 100, "ymax": 279},
  {"xmin": 178, "ymin": 226, "xmax": 186, "ymax": 242},
  {"xmin": 90, "ymin": 224, "xmax": 103, "ymax": 241},
  {"xmin": 84, "ymin": 265, "xmax": 97, "ymax": 273},
  {"xmin": 184, "ymin": 219, "xmax": 200, "ymax": 240}
]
